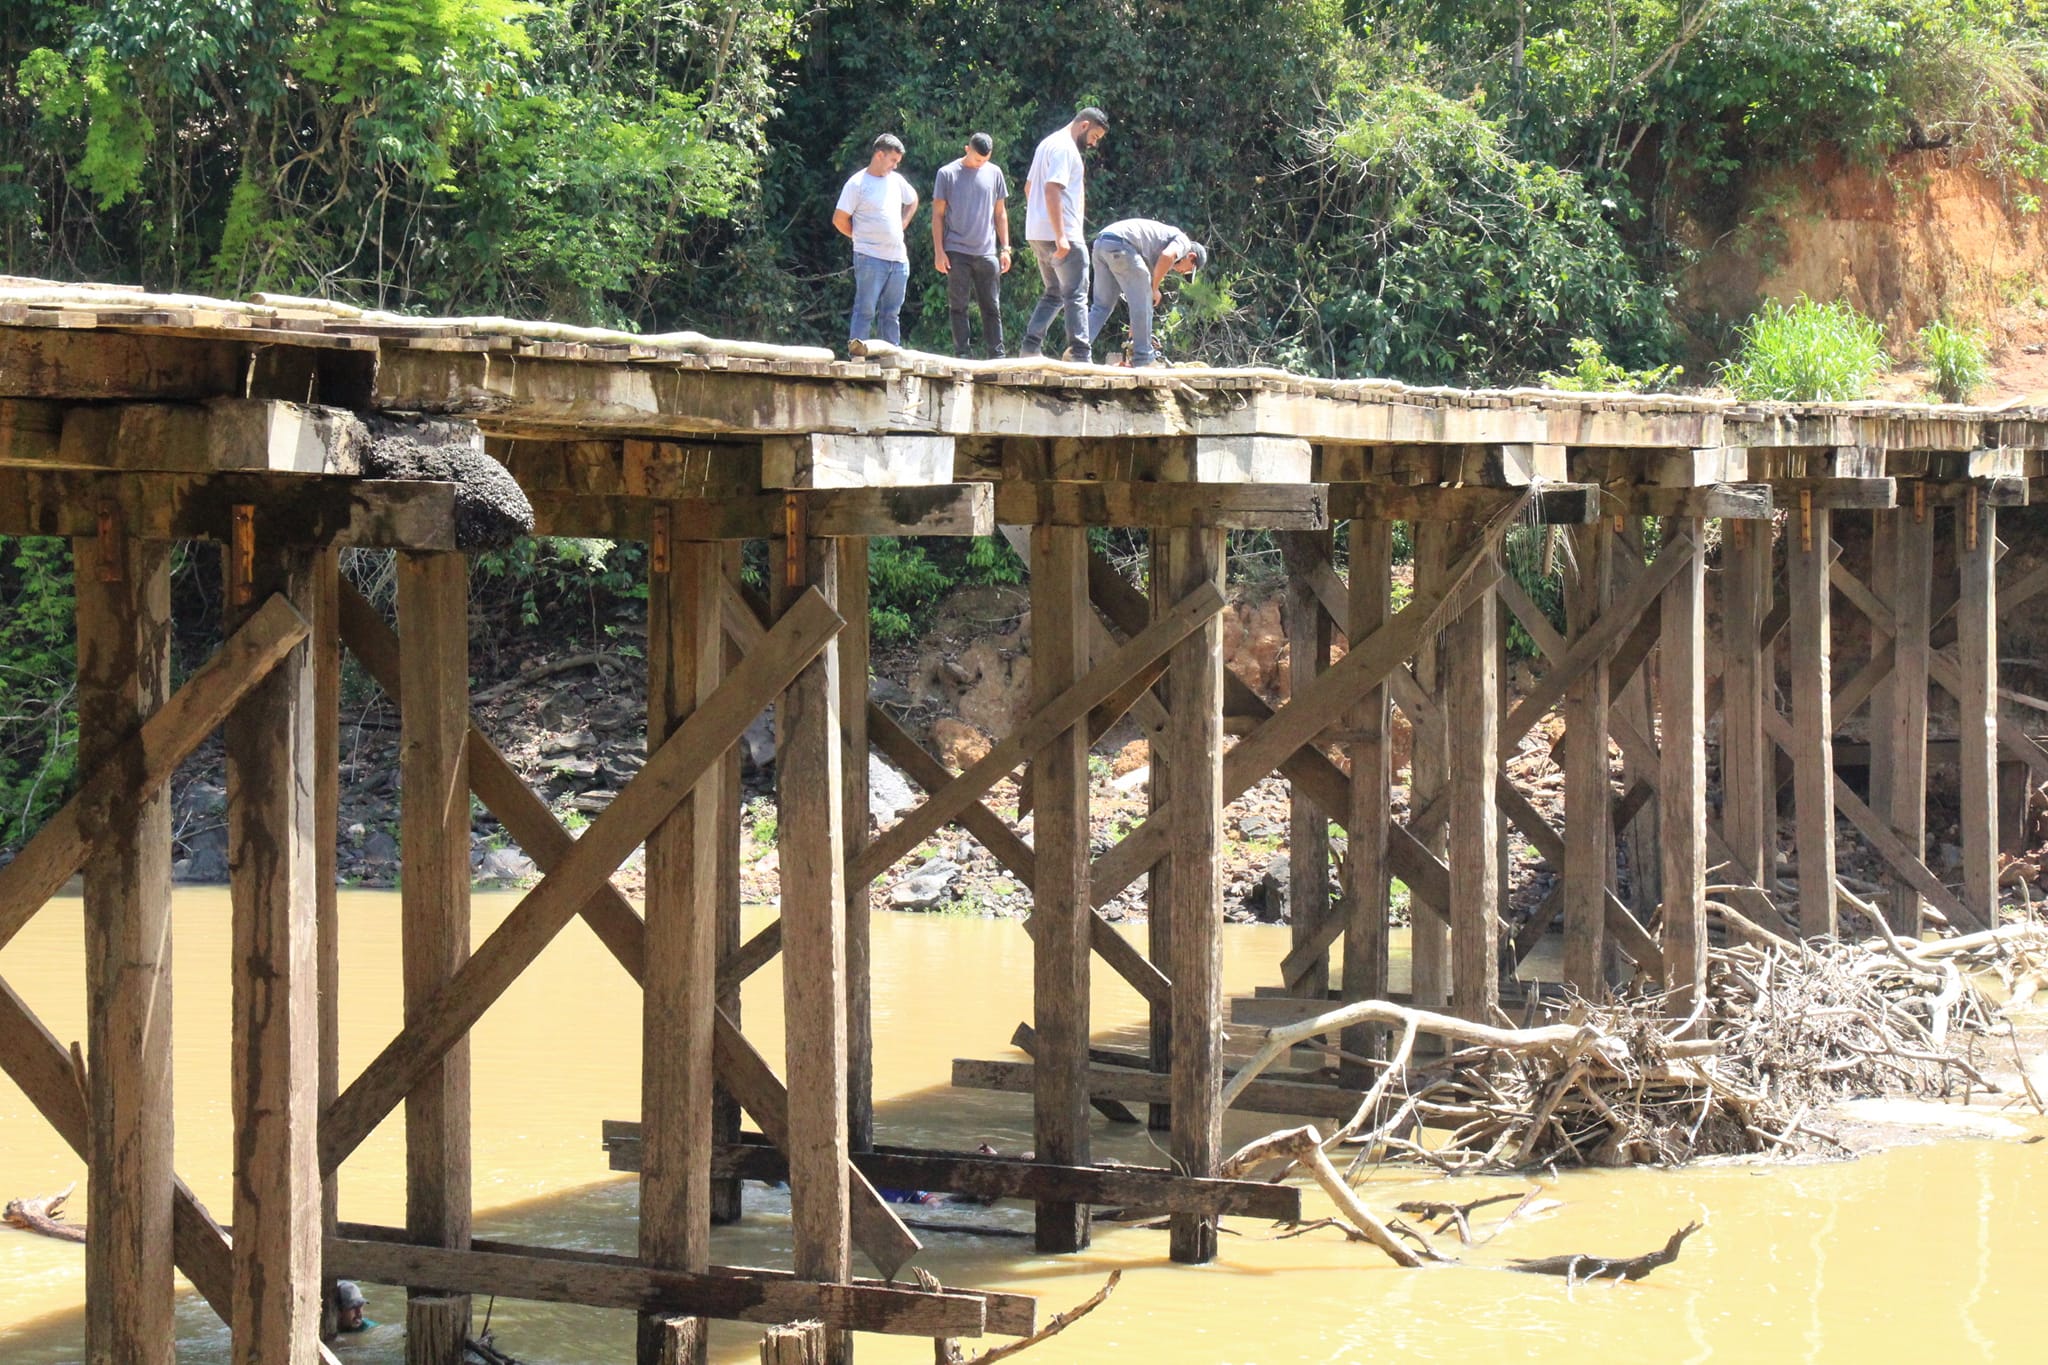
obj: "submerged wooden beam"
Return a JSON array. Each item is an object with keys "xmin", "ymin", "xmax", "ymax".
[
  {"xmin": 600, "ymin": 1128, "xmax": 1300, "ymax": 1221},
  {"xmin": 325, "ymin": 1238, "xmax": 987, "ymax": 1338},
  {"xmin": 951, "ymin": 1058, "xmax": 1370, "ymax": 1122}
]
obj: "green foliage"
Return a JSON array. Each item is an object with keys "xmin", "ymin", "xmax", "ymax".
[
  {"xmin": 1539, "ymin": 337, "xmax": 1685, "ymax": 392},
  {"xmin": 1919, "ymin": 318, "xmax": 1990, "ymax": 402},
  {"xmin": 1297, "ymin": 85, "xmax": 1677, "ymax": 382},
  {"xmin": 1719, "ymin": 296, "xmax": 1890, "ymax": 400},
  {"xmin": 867, "ymin": 538, "xmax": 954, "ymax": 645},
  {"xmin": 0, "ymin": 538, "xmax": 77, "ymax": 848}
]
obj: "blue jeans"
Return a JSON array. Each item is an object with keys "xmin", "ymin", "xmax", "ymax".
[
  {"xmin": 1022, "ymin": 240, "xmax": 1090, "ymax": 360},
  {"xmin": 1088, "ymin": 236, "xmax": 1158, "ymax": 366},
  {"xmin": 850, "ymin": 252, "xmax": 909, "ymax": 345}
]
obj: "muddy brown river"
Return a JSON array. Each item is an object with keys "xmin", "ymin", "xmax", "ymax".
[{"xmin": 3, "ymin": 890, "xmax": 2044, "ymax": 1361}]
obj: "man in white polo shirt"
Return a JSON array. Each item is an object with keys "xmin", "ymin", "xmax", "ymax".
[
  {"xmin": 833, "ymin": 133, "xmax": 920, "ymax": 349},
  {"xmin": 1021, "ymin": 106, "xmax": 1109, "ymax": 362}
]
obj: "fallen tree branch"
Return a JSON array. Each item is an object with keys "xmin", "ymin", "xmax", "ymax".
[
  {"xmin": 1508, "ymin": 1220, "xmax": 1702, "ymax": 1282},
  {"xmin": 920, "ymin": 1267, "xmax": 1122, "ymax": 1363},
  {"xmin": 4, "ymin": 1186, "xmax": 84, "ymax": 1243}
]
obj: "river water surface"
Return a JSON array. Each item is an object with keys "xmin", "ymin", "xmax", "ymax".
[{"xmin": 3, "ymin": 890, "xmax": 2043, "ymax": 1362}]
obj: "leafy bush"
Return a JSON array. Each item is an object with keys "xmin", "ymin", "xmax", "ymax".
[
  {"xmin": 0, "ymin": 538, "xmax": 77, "ymax": 849},
  {"xmin": 1719, "ymin": 296, "xmax": 1889, "ymax": 400},
  {"xmin": 1539, "ymin": 337, "xmax": 1684, "ymax": 392},
  {"xmin": 1918, "ymin": 318, "xmax": 1989, "ymax": 403}
]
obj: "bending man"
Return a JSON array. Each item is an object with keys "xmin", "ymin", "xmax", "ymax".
[
  {"xmin": 1087, "ymin": 218, "xmax": 1207, "ymax": 367},
  {"xmin": 1021, "ymin": 106, "xmax": 1109, "ymax": 361}
]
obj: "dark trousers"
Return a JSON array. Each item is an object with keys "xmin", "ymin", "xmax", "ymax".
[{"xmin": 946, "ymin": 253, "xmax": 1005, "ymax": 358}]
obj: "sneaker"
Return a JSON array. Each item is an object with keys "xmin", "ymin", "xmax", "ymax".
[{"xmin": 1019, "ymin": 339, "xmax": 1044, "ymax": 358}]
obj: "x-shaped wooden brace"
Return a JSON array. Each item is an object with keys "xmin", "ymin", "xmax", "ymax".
[
  {"xmin": 0, "ymin": 593, "xmax": 312, "ymax": 1318},
  {"xmin": 322, "ymin": 580, "xmax": 933, "ymax": 1277}
]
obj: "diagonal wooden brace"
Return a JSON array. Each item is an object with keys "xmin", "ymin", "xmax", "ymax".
[
  {"xmin": 0, "ymin": 975, "xmax": 234, "ymax": 1318},
  {"xmin": 334, "ymin": 584, "xmax": 919, "ymax": 1276},
  {"xmin": 322, "ymin": 586, "xmax": 842, "ymax": 1172},
  {"xmin": 0, "ymin": 594, "xmax": 308, "ymax": 952}
]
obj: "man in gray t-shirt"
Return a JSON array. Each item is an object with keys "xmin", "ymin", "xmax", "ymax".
[
  {"xmin": 1087, "ymin": 217, "xmax": 1208, "ymax": 366},
  {"xmin": 932, "ymin": 133, "xmax": 1011, "ymax": 359}
]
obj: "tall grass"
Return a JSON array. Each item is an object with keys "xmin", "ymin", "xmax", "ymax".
[
  {"xmin": 1719, "ymin": 296, "xmax": 1888, "ymax": 401},
  {"xmin": 1918, "ymin": 319, "xmax": 1989, "ymax": 404}
]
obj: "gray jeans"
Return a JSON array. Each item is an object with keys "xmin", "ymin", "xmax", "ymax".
[
  {"xmin": 946, "ymin": 253, "xmax": 1005, "ymax": 358},
  {"xmin": 1088, "ymin": 236, "xmax": 1157, "ymax": 365},
  {"xmin": 1022, "ymin": 240, "xmax": 1090, "ymax": 361}
]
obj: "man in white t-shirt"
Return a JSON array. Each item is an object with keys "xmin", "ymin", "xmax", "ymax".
[
  {"xmin": 833, "ymin": 134, "xmax": 920, "ymax": 348},
  {"xmin": 1021, "ymin": 106, "xmax": 1109, "ymax": 362}
]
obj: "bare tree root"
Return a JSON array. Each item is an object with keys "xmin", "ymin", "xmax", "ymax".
[
  {"xmin": 4, "ymin": 1186, "xmax": 84, "ymax": 1243},
  {"xmin": 1508, "ymin": 1220, "xmax": 1703, "ymax": 1282}
]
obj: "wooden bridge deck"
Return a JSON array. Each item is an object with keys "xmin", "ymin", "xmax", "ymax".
[{"xmin": 1, "ymin": 279, "xmax": 2041, "ymax": 1364}]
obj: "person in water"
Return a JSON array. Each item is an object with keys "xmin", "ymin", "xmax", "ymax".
[{"xmin": 333, "ymin": 1280, "xmax": 376, "ymax": 1333}]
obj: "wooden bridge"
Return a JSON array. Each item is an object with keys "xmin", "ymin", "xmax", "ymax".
[{"xmin": 1, "ymin": 280, "xmax": 2042, "ymax": 1363}]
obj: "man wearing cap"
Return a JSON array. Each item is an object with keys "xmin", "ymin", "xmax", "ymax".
[
  {"xmin": 932, "ymin": 132, "xmax": 1012, "ymax": 359},
  {"xmin": 833, "ymin": 133, "xmax": 920, "ymax": 349},
  {"xmin": 1021, "ymin": 106, "xmax": 1109, "ymax": 362},
  {"xmin": 1086, "ymin": 218, "xmax": 1207, "ymax": 367},
  {"xmin": 333, "ymin": 1280, "xmax": 375, "ymax": 1333}
]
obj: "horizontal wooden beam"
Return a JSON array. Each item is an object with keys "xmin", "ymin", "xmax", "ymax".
[
  {"xmin": 0, "ymin": 469, "xmax": 468, "ymax": 548},
  {"xmin": 336, "ymin": 1223, "xmax": 1033, "ymax": 1336},
  {"xmin": 764, "ymin": 432, "xmax": 957, "ymax": 488},
  {"xmin": 1324, "ymin": 482, "xmax": 1599, "ymax": 523},
  {"xmin": 952, "ymin": 1058, "xmax": 1368, "ymax": 1121},
  {"xmin": 325, "ymin": 1236, "xmax": 988, "ymax": 1337},
  {"xmin": 1622, "ymin": 483, "xmax": 1773, "ymax": 519},
  {"xmin": 1909, "ymin": 477, "xmax": 2029, "ymax": 507},
  {"xmin": 600, "ymin": 1127, "xmax": 1300, "ymax": 1221},
  {"xmin": 992, "ymin": 480, "xmax": 1328, "ymax": 528},
  {"xmin": 1768, "ymin": 476, "xmax": 1897, "ymax": 508},
  {"xmin": 530, "ymin": 483, "xmax": 995, "ymax": 539}
]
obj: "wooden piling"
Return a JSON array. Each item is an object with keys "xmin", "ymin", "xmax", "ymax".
[
  {"xmin": 1280, "ymin": 530, "xmax": 1334, "ymax": 1000},
  {"xmin": 1719, "ymin": 519, "xmax": 1773, "ymax": 892},
  {"xmin": 397, "ymin": 551, "xmax": 473, "ymax": 1365},
  {"xmin": 772, "ymin": 538, "xmax": 853, "ymax": 1354},
  {"xmin": 1561, "ymin": 521, "xmax": 1612, "ymax": 994},
  {"xmin": 640, "ymin": 538, "xmax": 724, "ymax": 1365},
  {"xmin": 1156, "ymin": 527, "xmax": 1225, "ymax": 1264},
  {"xmin": 1884, "ymin": 505, "xmax": 1934, "ymax": 934},
  {"xmin": 1408, "ymin": 523, "xmax": 1452, "ymax": 1013},
  {"xmin": 1030, "ymin": 524, "xmax": 1092, "ymax": 1253},
  {"xmin": 406, "ymin": 1295, "xmax": 469, "ymax": 1365},
  {"xmin": 226, "ymin": 540, "xmax": 324, "ymax": 1364},
  {"xmin": 74, "ymin": 532, "xmax": 177, "ymax": 1365},
  {"xmin": 313, "ymin": 547, "xmax": 343, "ymax": 1342},
  {"xmin": 1658, "ymin": 520, "xmax": 1707, "ymax": 1014},
  {"xmin": 838, "ymin": 538, "xmax": 875, "ymax": 1154},
  {"xmin": 761, "ymin": 1321, "xmax": 829, "ymax": 1365},
  {"xmin": 1787, "ymin": 501, "xmax": 1838, "ymax": 936},
  {"xmin": 712, "ymin": 542, "xmax": 747, "ymax": 1225},
  {"xmin": 1340, "ymin": 518, "xmax": 1393, "ymax": 1081},
  {"xmin": 1444, "ymin": 521, "xmax": 1501, "ymax": 1020},
  {"xmin": 1957, "ymin": 497, "xmax": 1999, "ymax": 929}
]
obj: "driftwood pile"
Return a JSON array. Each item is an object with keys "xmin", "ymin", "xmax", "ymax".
[{"xmin": 1226, "ymin": 920, "xmax": 2048, "ymax": 1181}]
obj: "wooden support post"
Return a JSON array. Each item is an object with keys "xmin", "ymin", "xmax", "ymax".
[
  {"xmin": 406, "ymin": 1296, "xmax": 468, "ymax": 1365},
  {"xmin": 1146, "ymin": 532, "xmax": 1173, "ymax": 1135},
  {"xmin": 1560, "ymin": 521, "xmax": 1612, "ymax": 995},
  {"xmin": 1614, "ymin": 522, "xmax": 1662, "ymax": 918},
  {"xmin": 1885, "ymin": 506, "xmax": 1933, "ymax": 934},
  {"xmin": 1280, "ymin": 530, "xmax": 1334, "ymax": 999},
  {"xmin": 1340, "ymin": 518, "xmax": 1392, "ymax": 1082},
  {"xmin": 1444, "ymin": 522, "xmax": 1501, "ymax": 1020},
  {"xmin": 1031, "ymin": 525, "xmax": 1092, "ymax": 1253},
  {"xmin": 1957, "ymin": 498, "xmax": 2000, "ymax": 929},
  {"xmin": 654, "ymin": 1317, "xmax": 706, "ymax": 1365},
  {"xmin": 1866, "ymin": 511, "xmax": 1897, "ymax": 821},
  {"xmin": 1156, "ymin": 528, "xmax": 1225, "ymax": 1264},
  {"xmin": 226, "ymin": 538, "xmax": 323, "ymax": 1364},
  {"xmin": 1658, "ymin": 520, "xmax": 1707, "ymax": 1015},
  {"xmin": 713, "ymin": 543, "xmax": 747, "ymax": 1225},
  {"xmin": 1719, "ymin": 518, "xmax": 1772, "ymax": 893},
  {"xmin": 397, "ymin": 551, "xmax": 472, "ymax": 1365},
  {"xmin": 1787, "ymin": 499, "xmax": 1838, "ymax": 937},
  {"xmin": 837, "ymin": 538, "xmax": 873, "ymax": 1154},
  {"xmin": 761, "ymin": 1321, "xmax": 829, "ymax": 1365},
  {"xmin": 74, "ymin": 531, "xmax": 176, "ymax": 1365},
  {"xmin": 639, "ymin": 538, "xmax": 723, "ymax": 1365},
  {"xmin": 313, "ymin": 547, "xmax": 343, "ymax": 1342},
  {"xmin": 772, "ymin": 538, "xmax": 852, "ymax": 1353},
  {"xmin": 1408, "ymin": 524, "xmax": 1452, "ymax": 1014}
]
